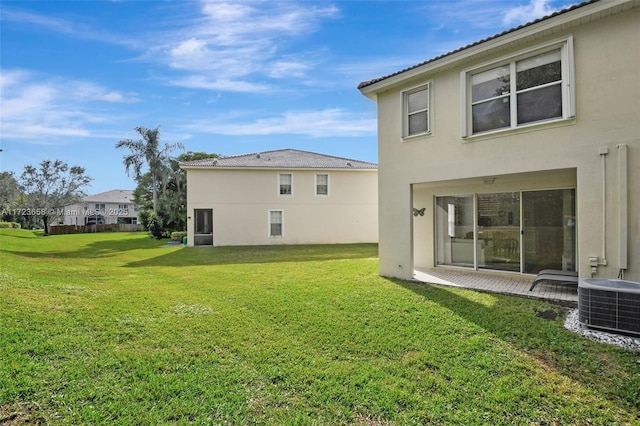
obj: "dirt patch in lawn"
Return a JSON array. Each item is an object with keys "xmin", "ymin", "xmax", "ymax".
[{"xmin": 0, "ymin": 403, "xmax": 48, "ymax": 425}]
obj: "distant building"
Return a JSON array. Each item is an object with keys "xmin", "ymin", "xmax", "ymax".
[
  {"xmin": 180, "ymin": 149, "xmax": 378, "ymax": 246},
  {"xmin": 61, "ymin": 189, "xmax": 140, "ymax": 226}
]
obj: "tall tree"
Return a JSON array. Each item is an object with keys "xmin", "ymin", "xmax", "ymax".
[
  {"xmin": 162, "ymin": 151, "xmax": 219, "ymax": 231},
  {"xmin": 0, "ymin": 171, "xmax": 21, "ymax": 221},
  {"xmin": 116, "ymin": 126, "xmax": 183, "ymax": 216},
  {"xmin": 132, "ymin": 151, "xmax": 219, "ymax": 233},
  {"xmin": 19, "ymin": 160, "xmax": 92, "ymax": 235}
]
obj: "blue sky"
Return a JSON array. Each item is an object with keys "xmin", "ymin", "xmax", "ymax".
[{"xmin": 0, "ymin": 0, "xmax": 577, "ymax": 194}]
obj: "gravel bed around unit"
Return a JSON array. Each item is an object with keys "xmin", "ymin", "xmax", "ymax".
[{"xmin": 564, "ymin": 309, "xmax": 640, "ymax": 353}]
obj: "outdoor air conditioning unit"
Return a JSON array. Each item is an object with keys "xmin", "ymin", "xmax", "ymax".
[{"xmin": 578, "ymin": 278, "xmax": 640, "ymax": 336}]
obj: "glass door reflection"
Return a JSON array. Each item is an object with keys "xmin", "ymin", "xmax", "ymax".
[
  {"xmin": 435, "ymin": 195, "xmax": 475, "ymax": 267},
  {"xmin": 523, "ymin": 189, "xmax": 575, "ymax": 273},
  {"xmin": 477, "ymin": 192, "xmax": 521, "ymax": 272}
]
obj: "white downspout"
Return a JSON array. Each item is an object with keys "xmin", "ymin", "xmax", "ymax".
[{"xmin": 618, "ymin": 144, "xmax": 628, "ymax": 277}]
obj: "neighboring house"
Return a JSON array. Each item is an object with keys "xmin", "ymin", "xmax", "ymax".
[
  {"xmin": 179, "ymin": 149, "xmax": 378, "ymax": 246},
  {"xmin": 61, "ymin": 189, "xmax": 140, "ymax": 226},
  {"xmin": 358, "ymin": 0, "xmax": 639, "ymax": 283}
]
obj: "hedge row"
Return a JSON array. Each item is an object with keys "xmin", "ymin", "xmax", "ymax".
[
  {"xmin": 0, "ymin": 222, "xmax": 21, "ymax": 229},
  {"xmin": 170, "ymin": 231, "xmax": 187, "ymax": 242}
]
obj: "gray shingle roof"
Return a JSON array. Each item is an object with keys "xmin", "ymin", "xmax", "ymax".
[
  {"xmin": 83, "ymin": 189, "xmax": 135, "ymax": 203},
  {"xmin": 357, "ymin": 0, "xmax": 599, "ymax": 90},
  {"xmin": 179, "ymin": 149, "xmax": 377, "ymax": 170}
]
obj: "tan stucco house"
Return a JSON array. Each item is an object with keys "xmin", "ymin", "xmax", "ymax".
[
  {"xmin": 61, "ymin": 189, "xmax": 140, "ymax": 226},
  {"xmin": 179, "ymin": 149, "xmax": 378, "ymax": 246},
  {"xmin": 358, "ymin": 0, "xmax": 639, "ymax": 284}
]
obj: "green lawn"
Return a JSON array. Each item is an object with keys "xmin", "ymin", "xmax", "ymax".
[{"xmin": 1, "ymin": 229, "xmax": 638, "ymax": 425}]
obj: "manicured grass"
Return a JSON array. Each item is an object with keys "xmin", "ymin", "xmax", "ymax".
[{"xmin": 1, "ymin": 229, "xmax": 638, "ymax": 424}]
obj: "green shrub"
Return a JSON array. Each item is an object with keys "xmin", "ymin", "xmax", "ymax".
[
  {"xmin": 0, "ymin": 222, "xmax": 21, "ymax": 229},
  {"xmin": 147, "ymin": 214, "xmax": 164, "ymax": 239},
  {"xmin": 170, "ymin": 231, "xmax": 187, "ymax": 242}
]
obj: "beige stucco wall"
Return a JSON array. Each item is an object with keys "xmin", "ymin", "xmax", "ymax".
[
  {"xmin": 185, "ymin": 168, "xmax": 378, "ymax": 246},
  {"xmin": 373, "ymin": 6, "xmax": 640, "ymax": 281}
]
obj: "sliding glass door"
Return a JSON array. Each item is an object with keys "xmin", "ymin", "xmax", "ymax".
[
  {"xmin": 477, "ymin": 192, "xmax": 521, "ymax": 272},
  {"xmin": 522, "ymin": 189, "xmax": 575, "ymax": 273},
  {"xmin": 435, "ymin": 195, "xmax": 474, "ymax": 267},
  {"xmin": 435, "ymin": 188, "xmax": 575, "ymax": 274}
]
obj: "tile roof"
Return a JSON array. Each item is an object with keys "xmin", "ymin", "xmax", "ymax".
[
  {"xmin": 83, "ymin": 189, "xmax": 135, "ymax": 203},
  {"xmin": 357, "ymin": 0, "xmax": 600, "ymax": 90},
  {"xmin": 180, "ymin": 149, "xmax": 377, "ymax": 170}
]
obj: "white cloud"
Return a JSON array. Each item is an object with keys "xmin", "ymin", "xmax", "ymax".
[
  {"xmin": 170, "ymin": 38, "xmax": 209, "ymax": 59},
  {"xmin": 419, "ymin": 1, "xmax": 511, "ymax": 31},
  {"xmin": 417, "ymin": 0, "xmax": 572, "ymax": 34},
  {"xmin": 197, "ymin": 1, "xmax": 338, "ymax": 41},
  {"xmin": 182, "ymin": 108, "xmax": 376, "ymax": 138},
  {"xmin": 3, "ymin": 2, "xmax": 340, "ymax": 92},
  {"xmin": 94, "ymin": 92, "xmax": 130, "ymax": 103},
  {"xmin": 0, "ymin": 7, "xmax": 73, "ymax": 34},
  {"xmin": 201, "ymin": 2, "xmax": 254, "ymax": 22},
  {"xmin": 267, "ymin": 59, "xmax": 312, "ymax": 79},
  {"xmin": 0, "ymin": 5, "xmax": 140, "ymax": 48},
  {"xmin": 165, "ymin": 39, "xmax": 273, "ymax": 76},
  {"xmin": 0, "ymin": 70, "xmax": 138, "ymax": 142},
  {"xmin": 503, "ymin": 0, "xmax": 563, "ymax": 26},
  {"xmin": 168, "ymin": 75, "xmax": 271, "ymax": 93},
  {"xmin": 154, "ymin": 0, "xmax": 339, "ymax": 90},
  {"xmin": 72, "ymin": 81, "xmax": 139, "ymax": 103}
]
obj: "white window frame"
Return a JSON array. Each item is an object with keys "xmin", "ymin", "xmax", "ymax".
[
  {"xmin": 402, "ymin": 82, "xmax": 432, "ymax": 139},
  {"xmin": 461, "ymin": 36, "xmax": 575, "ymax": 138},
  {"xmin": 315, "ymin": 173, "xmax": 329, "ymax": 197},
  {"xmin": 268, "ymin": 209, "xmax": 284, "ymax": 238},
  {"xmin": 278, "ymin": 173, "xmax": 293, "ymax": 196}
]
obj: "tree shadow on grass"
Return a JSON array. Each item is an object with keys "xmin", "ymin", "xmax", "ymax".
[
  {"xmin": 0, "ymin": 229, "xmax": 379, "ymax": 266},
  {"xmin": 0, "ymin": 231, "xmax": 43, "ymax": 239},
  {"xmin": 391, "ymin": 277, "xmax": 640, "ymax": 416},
  {"xmin": 0, "ymin": 234, "xmax": 165, "ymax": 260},
  {"xmin": 123, "ymin": 243, "xmax": 379, "ymax": 267}
]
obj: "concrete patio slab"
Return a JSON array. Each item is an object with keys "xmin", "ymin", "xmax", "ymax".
[{"xmin": 413, "ymin": 268, "xmax": 578, "ymax": 306}]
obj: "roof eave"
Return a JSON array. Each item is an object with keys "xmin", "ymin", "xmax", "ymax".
[
  {"xmin": 180, "ymin": 165, "xmax": 377, "ymax": 171},
  {"xmin": 359, "ymin": 0, "xmax": 634, "ymax": 96},
  {"xmin": 178, "ymin": 164, "xmax": 210, "ymax": 170}
]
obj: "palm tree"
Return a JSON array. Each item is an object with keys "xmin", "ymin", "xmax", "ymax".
[{"xmin": 116, "ymin": 126, "xmax": 183, "ymax": 216}]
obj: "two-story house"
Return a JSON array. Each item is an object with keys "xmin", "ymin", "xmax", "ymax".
[
  {"xmin": 358, "ymin": 0, "xmax": 639, "ymax": 283},
  {"xmin": 179, "ymin": 149, "xmax": 378, "ymax": 246},
  {"xmin": 62, "ymin": 189, "xmax": 140, "ymax": 226}
]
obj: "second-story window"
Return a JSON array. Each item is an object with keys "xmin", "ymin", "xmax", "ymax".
[
  {"xmin": 95, "ymin": 203, "xmax": 105, "ymax": 213},
  {"xmin": 316, "ymin": 174, "xmax": 329, "ymax": 196},
  {"xmin": 403, "ymin": 83, "xmax": 430, "ymax": 138},
  {"xmin": 279, "ymin": 173, "xmax": 292, "ymax": 195},
  {"xmin": 463, "ymin": 36, "xmax": 574, "ymax": 137}
]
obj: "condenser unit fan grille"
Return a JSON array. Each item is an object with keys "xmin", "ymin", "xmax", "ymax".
[{"xmin": 579, "ymin": 287, "xmax": 640, "ymax": 336}]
